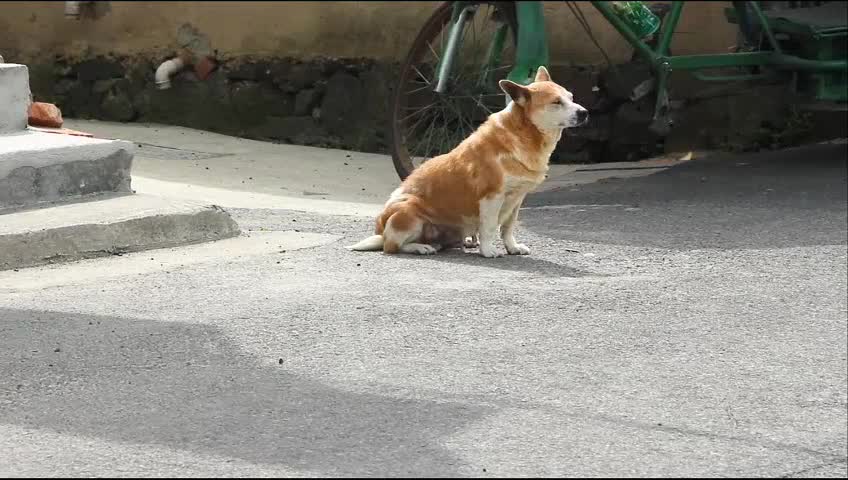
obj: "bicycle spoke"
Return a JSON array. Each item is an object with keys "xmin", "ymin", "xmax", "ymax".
[
  {"xmin": 395, "ymin": 2, "xmax": 517, "ymax": 177},
  {"xmin": 426, "ymin": 41, "xmax": 440, "ymax": 63},
  {"xmin": 422, "ymin": 106, "xmax": 442, "ymax": 159},
  {"xmin": 405, "ymin": 105, "xmax": 441, "ymax": 135},
  {"xmin": 411, "ymin": 65, "xmax": 431, "ymax": 85},
  {"xmin": 405, "ymin": 83, "xmax": 432, "ymax": 95},
  {"xmin": 400, "ymin": 102, "xmax": 438, "ymax": 123},
  {"xmin": 441, "ymin": 97, "xmax": 475, "ymax": 138}
]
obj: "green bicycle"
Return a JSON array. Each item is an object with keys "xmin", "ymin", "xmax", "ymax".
[{"xmin": 389, "ymin": 1, "xmax": 847, "ymax": 180}]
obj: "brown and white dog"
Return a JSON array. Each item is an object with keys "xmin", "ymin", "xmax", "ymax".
[{"xmin": 348, "ymin": 66, "xmax": 587, "ymax": 258}]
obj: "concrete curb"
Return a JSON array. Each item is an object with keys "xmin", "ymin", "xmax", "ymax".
[
  {"xmin": 0, "ymin": 131, "xmax": 135, "ymax": 211},
  {"xmin": 0, "ymin": 195, "xmax": 240, "ymax": 271}
]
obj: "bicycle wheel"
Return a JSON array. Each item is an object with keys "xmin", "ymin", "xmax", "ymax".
[{"xmin": 390, "ymin": 1, "xmax": 518, "ymax": 180}]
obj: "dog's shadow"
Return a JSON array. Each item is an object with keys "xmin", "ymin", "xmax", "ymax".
[{"xmin": 406, "ymin": 247, "xmax": 598, "ymax": 278}]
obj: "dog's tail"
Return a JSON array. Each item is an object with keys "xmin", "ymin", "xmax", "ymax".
[{"xmin": 346, "ymin": 234, "xmax": 384, "ymax": 251}]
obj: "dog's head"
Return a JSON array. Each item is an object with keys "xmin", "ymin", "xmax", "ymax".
[{"xmin": 499, "ymin": 66, "xmax": 588, "ymax": 131}]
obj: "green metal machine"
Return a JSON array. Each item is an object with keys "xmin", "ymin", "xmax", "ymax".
[{"xmin": 389, "ymin": 1, "xmax": 848, "ymax": 180}]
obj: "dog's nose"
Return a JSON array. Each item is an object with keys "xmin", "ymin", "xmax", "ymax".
[{"xmin": 577, "ymin": 108, "xmax": 589, "ymax": 124}]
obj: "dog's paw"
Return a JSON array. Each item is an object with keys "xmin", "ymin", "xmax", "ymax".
[
  {"xmin": 506, "ymin": 243, "xmax": 531, "ymax": 255},
  {"xmin": 405, "ymin": 243, "xmax": 437, "ymax": 255},
  {"xmin": 478, "ymin": 243, "xmax": 503, "ymax": 258}
]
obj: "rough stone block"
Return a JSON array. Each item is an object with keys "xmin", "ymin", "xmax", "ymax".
[
  {"xmin": 0, "ymin": 194, "xmax": 241, "ymax": 271},
  {"xmin": 0, "ymin": 131, "xmax": 134, "ymax": 210},
  {"xmin": 0, "ymin": 64, "xmax": 31, "ymax": 134}
]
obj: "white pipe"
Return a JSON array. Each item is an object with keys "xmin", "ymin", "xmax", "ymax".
[
  {"xmin": 155, "ymin": 57, "xmax": 186, "ymax": 90},
  {"xmin": 64, "ymin": 1, "xmax": 82, "ymax": 18}
]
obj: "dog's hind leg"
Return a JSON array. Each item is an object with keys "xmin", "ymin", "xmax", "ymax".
[{"xmin": 383, "ymin": 207, "xmax": 436, "ymax": 255}]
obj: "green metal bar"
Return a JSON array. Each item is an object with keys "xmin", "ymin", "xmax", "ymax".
[
  {"xmin": 668, "ymin": 52, "xmax": 774, "ymax": 70},
  {"xmin": 656, "ymin": 1, "xmax": 683, "ymax": 56},
  {"xmin": 668, "ymin": 52, "xmax": 847, "ymax": 71},
  {"xmin": 816, "ymin": 28, "xmax": 848, "ymax": 38},
  {"xmin": 692, "ymin": 71, "xmax": 774, "ymax": 82},
  {"xmin": 435, "ymin": 3, "xmax": 475, "ymax": 93},
  {"xmin": 507, "ymin": 1, "xmax": 549, "ymax": 85},
  {"xmin": 770, "ymin": 54, "xmax": 847, "ymax": 71},
  {"xmin": 591, "ymin": 1, "xmax": 659, "ymax": 66},
  {"xmin": 747, "ymin": 1, "xmax": 783, "ymax": 54}
]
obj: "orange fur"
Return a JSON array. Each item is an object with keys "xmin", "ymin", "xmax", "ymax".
[{"xmin": 351, "ymin": 66, "xmax": 586, "ymax": 257}]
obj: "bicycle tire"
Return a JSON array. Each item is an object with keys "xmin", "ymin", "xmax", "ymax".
[{"xmin": 390, "ymin": 1, "xmax": 518, "ymax": 181}]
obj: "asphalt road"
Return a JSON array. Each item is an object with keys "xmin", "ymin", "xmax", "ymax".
[{"xmin": 1, "ymin": 143, "xmax": 846, "ymax": 477}]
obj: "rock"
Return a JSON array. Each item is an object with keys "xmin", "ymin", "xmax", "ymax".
[
  {"xmin": 290, "ymin": 63, "xmax": 324, "ymax": 90},
  {"xmin": 64, "ymin": 82, "xmax": 95, "ymax": 118},
  {"xmin": 144, "ymin": 69, "xmax": 237, "ymax": 134},
  {"xmin": 53, "ymin": 78, "xmax": 76, "ymax": 96},
  {"xmin": 74, "ymin": 57, "xmax": 124, "ymax": 82},
  {"xmin": 268, "ymin": 60, "xmax": 292, "ymax": 86},
  {"xmin": 605, "ymin": 98, "xmax": 665, "ymax": 162},
  {"xmin": 271, "ymin": 61, "xmax": 323, "ymax": 92},
  {"xmin": 132, "ymin": 89, "xmax": 153, "ymax": 118},
  {"xmin": 360, "ymin": 65, "xmax": 392, "ymax": 117},
  {"xmin": 294, "ymin": 89, "xmax": 321, "ymax": 116},
  {"xmin": 92, "ymin": 78, "xmax": 123, "ymax": 94},
  {"xmin": 230, "ymin": 81, "xmax": 294, "ymax": 124},
  {"xmin": 53, "ymin": 63, "xmax": 73, "ymax": 77},
  {"xmin": 101, "ymin": 91, "xmax": 136, "ymax": 122},
  {"xmin": 251, "ymin": 116, "xmax": 325, "ymax": 143},
  {"xmin": 125, "ymin": 60, "xmax": 155, "ymax": 97},
  {"xmin": 226, "ymin": 62, "xmax": 269, "ymax": 81},
  {"xmin": 549, "ymin": 65, "xmax": 599, "ymax": 106},
  {"xmin": 25, "ymin": 63, "xmax": 57, "ymax": 103},
  {"xmin": 320, "ymin": 71, "xmax": 364, "ymax": 136},
  {"xmin": 28, "ymin": 102, "xmax": 64, "ymax": 128},
  {"xmin": 598, "ymin": 61, "xmax": 652, "ymax": 102}
]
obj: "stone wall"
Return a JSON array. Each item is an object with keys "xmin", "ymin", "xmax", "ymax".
[
  {"xmin": 8, "ymin": 1, "xmax": 844, "ymax": 162},
  {"xmin": 0, "ymin": 2, "xmax": 736, "ymax": 64},
  {"xmin": 28, "ymin": 55, "xmax": 398, "ymax": 153},
  {"xmin": 24, "ymin": 54, "xmax": 845, "ymax": 163}
]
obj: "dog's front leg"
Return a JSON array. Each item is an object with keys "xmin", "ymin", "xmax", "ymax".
[
  {"xmin": 501, "ymin": 197, "xmax": 530, "ymax": 255},
  {"xmin": 478, "ymin": 196, "xmax": 504, "ymax": 258}
]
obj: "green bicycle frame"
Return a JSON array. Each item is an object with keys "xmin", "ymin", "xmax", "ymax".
[
  {"xmin": 592, "ymin": 1, "xmax": 846, "ymax": 74},
  {"xmin": 437, "ymin": 0, "xmax": 847, "ymax": 85},
  {"xmin": 434, "ymin": 1, "xmax": 549, "ymax": 93},
  {"xmin": 432, "ymin": 1, "xmax": 846, "ymax": 131}
]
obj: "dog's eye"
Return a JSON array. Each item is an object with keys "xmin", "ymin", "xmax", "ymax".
[{"xmin": 552, "ymin": 99, "xmax": 563, "ymax": 106}]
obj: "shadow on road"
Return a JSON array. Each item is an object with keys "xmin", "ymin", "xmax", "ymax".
[
  {"xmin": 524, "ymin": 143, "xmax": 848, "ymax": 251},
  {"xmin": 404, "ymin": 248, "xmax": 600, "ymax": 278},
  {"xmin": 0, "ymin": 308, "xmax": 490, "ymax": 476}
]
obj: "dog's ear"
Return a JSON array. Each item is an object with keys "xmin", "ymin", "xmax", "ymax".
[
  {"xmin": 534, "ymin": 66, "xmax": 551, "ymax": 82},
  {"xmin": 499, "ymin": 79, "xmax": 530, "ymax": 106}
]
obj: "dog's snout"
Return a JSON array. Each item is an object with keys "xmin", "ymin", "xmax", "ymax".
[{"xmin": 577, "ymin": 108, "xmax": 589, "ymax": 124}]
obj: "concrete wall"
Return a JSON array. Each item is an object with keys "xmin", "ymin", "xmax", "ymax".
[
  {"xmin": 0, "ymin": 1, "xmax": 736, "ymax": 64},
  {"xmin": 3, "ymin": 1, "xmax": 775, "ymax": 163}
]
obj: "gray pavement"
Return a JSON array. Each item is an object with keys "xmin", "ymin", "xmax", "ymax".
[{"xmin": 0, "ymin": 123, "xmax": 845, "ymax": 477}]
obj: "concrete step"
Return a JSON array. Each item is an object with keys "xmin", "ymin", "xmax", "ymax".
[
  {"xmin": 0, "ymin": 130, "xmax": 135, "ymax": 212},
  {"xmin": 0, "ymin": 193, "xmax": 240, "ymax": 271},
  {"xmin": 0, "ymin": 64, "xmax": 30, "ymax": 134}
]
